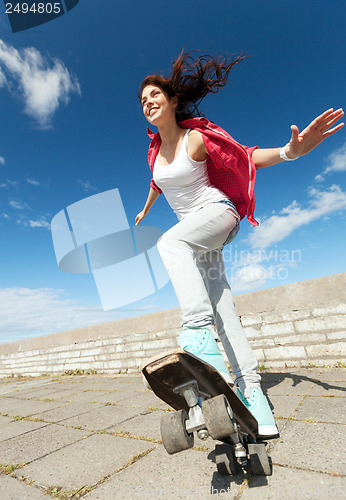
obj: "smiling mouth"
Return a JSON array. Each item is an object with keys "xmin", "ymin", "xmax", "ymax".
[{"xmin": 149, "ymin": 108, "xmax": 159, "ymax": 117}]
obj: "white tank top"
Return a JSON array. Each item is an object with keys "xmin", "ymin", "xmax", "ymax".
[{"xmin": 153, "ymin": 129, "xmax": 232, "ymax": 221}]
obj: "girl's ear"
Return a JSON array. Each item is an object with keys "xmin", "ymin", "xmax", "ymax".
[{"xmin": 172, "ymin": 96, "xmax": 179, "ymax": 109}]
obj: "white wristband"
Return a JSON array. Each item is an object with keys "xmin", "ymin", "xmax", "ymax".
[{"xmin": 280, "ymin": 143, "xmax": 297, "ymax": 161}]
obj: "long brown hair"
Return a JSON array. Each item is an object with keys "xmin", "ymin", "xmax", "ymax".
[{"xmin": 139, "ymin": 50, "xmax": 246, "ymax": 121}]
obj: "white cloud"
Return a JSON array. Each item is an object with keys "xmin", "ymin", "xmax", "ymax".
[
  {"xmin": 14, "ymin": 213, "xmax": 51, "ymax": 229},
  {"xmin": 9, "ymin": 200, "xmax": 28, "ymax": 210},
  {"xmin": 0, "ymin": 288, "xmax": 158, "ymax": 344},
  {"xmin": 24, "ymin": 218, "xmax": 51, "ymax": 229},
  {"xmin": 0, "ymin": 156, "xmax": 5, "ymax": 165},
  {"xmin": 26, "ymin": 177, "xmax": 40, "ymax": 186},
  {"xmin": 315, "ymin": 141, "xmax": 346, "ymax": 181},
  {"xmin": 9, "ymin": 200, "xmax": 29, "ymax": 210},
  {"xmin": 227, "ymin": 251, "xmax": 300, "ymax": 293},
  {"xmin": 77, "ymin": 179, "xmax": 99, "ymax": 193},
  {"xmin": 1, "ymin": 180, "xmax": 19, "ymax": 188},
  {"xmin": 7, "ymin": 200, "xmax": 51, "ymax": 230},
  {"xmin": 0, "ymin": 39, "xmax": 80, "ymax": 128},
  {"xmin": 246, "ymin": 184, "xmax": 346, "ymax": 249},
  {"xmin": 0, "ymin": 67, "xmax": 6, "ymax": 86},
  {"xmin": 0, "ymin": 288, "xmax": 117, "ymax": 343},
  {"xmin": 230, "ymin": 263, "xmax": 269, "ymax": 292},
  {"xmin": 7, "ymin": 180, "xmax": 19, "ymax": 188}
]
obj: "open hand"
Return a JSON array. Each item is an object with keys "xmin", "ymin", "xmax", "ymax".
[
  {"xmin": 135, "ymin": 210, "xmax": 147, "ymax": 225},
  {"xmin": 287, "ymin": 108, "xmax": 344, "ymax": 159}
]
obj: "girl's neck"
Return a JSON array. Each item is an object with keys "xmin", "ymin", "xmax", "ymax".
[{"xmin": 157, "ymin": 118, "xmax": 184, "ymax": 146}]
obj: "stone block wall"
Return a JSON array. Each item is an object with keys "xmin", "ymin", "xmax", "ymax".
[
  {"xmin": 0, "ymin": 273, "xmax": 345, "ymax": 377},
  {"xmin": 242, "ymin": 303, "xmax": 346, "ymax": 369}
]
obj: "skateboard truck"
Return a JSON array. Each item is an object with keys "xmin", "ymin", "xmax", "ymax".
[
  {"xmin": 173, "ymin": 379, "xmax": 247, "ymax": 463},
  {"xmin": 173, "ymin": 379, "xmax": 210, "ymax": 439}
]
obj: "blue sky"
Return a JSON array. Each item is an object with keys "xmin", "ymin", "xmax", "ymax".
[{"xmin": 0, "ymin": 0, "xmax": 345, "ymax": 344}]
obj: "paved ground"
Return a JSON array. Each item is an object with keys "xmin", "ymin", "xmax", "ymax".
[{"xmin": 0, "ymin": 366, "xmax": 345, "ymax": 499}]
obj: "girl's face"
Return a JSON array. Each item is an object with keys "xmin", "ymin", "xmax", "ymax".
[{"xmin": 141, "ymin": 85, "xmax": 177, "ymax": 126}]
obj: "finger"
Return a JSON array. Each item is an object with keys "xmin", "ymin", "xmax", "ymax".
[
  {"xmin": 290, "ymin": 124, "xmax": 300, "ymax": 142},
  {"xmin": 320, "ymin": 109, "xmax": 344, "ymax": 132},
  {"xmin": 309, "ymin": 108, "xmax": 336, "ymax": 129},
  {"xmin": 323, "ymin": 122, "xmax": 345, "ymax": 137}
]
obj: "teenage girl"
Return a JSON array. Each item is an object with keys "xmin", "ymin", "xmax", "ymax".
[{"xmin": 135, "ymin": 51, "xmax": 344, "ymax": 437}]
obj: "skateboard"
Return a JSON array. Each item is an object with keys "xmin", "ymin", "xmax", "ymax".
[{"xmin": 142, "ymin": 349, "xmax": 272, "ymax": 476}]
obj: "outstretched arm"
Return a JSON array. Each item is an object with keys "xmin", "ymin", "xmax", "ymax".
[{"xmin": 252, "ymin": 108, "xmax": 344, "ymax": 169}]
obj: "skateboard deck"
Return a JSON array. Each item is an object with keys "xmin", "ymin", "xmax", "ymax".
[{"xmin": 142, "ymin": 349, "xmax": 258, "ymax": 439}]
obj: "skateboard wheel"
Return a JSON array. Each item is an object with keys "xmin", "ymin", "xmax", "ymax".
[
  {"xmin": 248, "ymin": 443, "xmax": 272, "ymax": 476},
  {"xmin": 202, "ymin": 395, "xmax": 237, "ymax": 440},
  {"xmin": 215, "ymin": 443, "xmax": 239, "ymax": 475},
  {"xmin": 160, "ymin": 409, "xmax": 194, "ymax": 455}
]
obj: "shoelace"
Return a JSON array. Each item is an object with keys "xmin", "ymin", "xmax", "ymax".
[{"xmin": 182, "ymin": 329, "xmax": 209, "ymax": 352}]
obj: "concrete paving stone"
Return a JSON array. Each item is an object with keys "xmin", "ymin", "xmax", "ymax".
[
  {"xmin": 0, "ymin": 398, "xmax": 62, "ymax": 418},
  {"xmin": 263, "ymin": 369, "xmax": 346, "ymax": 393},
  {"xmin": 0, "ymin": 423, "xmax": 89, "ymax": 464},
  {"xmin": 243, "ymin": 464, "xmax": 346, "ymax": 499},
  {"xmin": 270, "ymin": 420, "xmax": 345, "ymax": 475},
  {"xmin": 0, "ymin": 474, "xmax": 52, "ymax": 499},
  {"xmin": 48, "ymin": 379, "xmax": 141, "ymax": 402},
  {"xmin": 71, "ymin": 382, "xmax": 117, "ymax": 393},
  {"xmin": 0, "ymin": 415, "xmax": 48, "ymax": 441},
  {"xmin": 43, "ymin": 378, "xmax": 90, "ymax": 388},
  {"xmin": 109, "ymin": 376, "xmax": 140, "ymax": 385},
  {"xmin": 58, "ymin": 388, "xmax": 128, "ymax": 404},
  {"xmin": 2, "ymin": 379, "xmax": 66, "ymax": 393},
  {"xmin": 17, "ymin": 378, "xmax": 95, "ymax": 395},
  {"xmin": 18, "ymin": 433, "xmax": 154, "ymax": 491},
  {"xmin": 94, "ymin": 389, "xmax": 162, "ymax": 409},
  {"xmin": 59, "ymin": 402, "xmax": 144, "ymax": 431},
  {"xmin": 268, "ymin": 395, "xmax": 303, "ymax": 419},
  {"xmin": 52, "ymin": 378, "xmax": 117, "ymax": 390},
  {"xmin": 32, "ymin": 388, "xmax": 115, "ymax": 404},
  {"xmin": 262, "ymin": 379, "xmax": 315, "ymax": 397},
  {"xmin": 113, "ymin": 389, "xmax": 163, "ymax": 409},
  {"xmin": 41, "ymin": 391, "xmax": 110, "ymax": 404},
  {"xmin": 0, "ymin": 381, "xmax": 49, "ymax": 396},
  {"xmin": 100, "ymin": 380, "xmax": 141, "ymax": 390},
  {"xmin": 32, "ymin": 401, "xmax": 105, "ymax": 424},
  {"xmin": 313, "ymin": 368, "xmax": 346, "ymax": 382},
  {"xmin": 0, "ymin": 414, "xmax": 14, "ymax": 425},
  {"xmin": 265, "ymin": 368, "xmax": 329, "ymax": 379},
  {"xmin": 84, "ymin": 443, "xmax": 245, "ymax": 500},
  {"xmin": 308, "ymin": 380, "xmax": 346, "ymax": 397},
  {"xmin": 295, "ymin": 395, "xmax": 346, "ymax": 424},
  {"xmin": 0, "ymin": 376, "xmax": 53, "ymax": 388},
  {"xmin": 0, "ymin": 378, "xmax": 52, "ymax": 393},
  {"xmin": 8, "ymin": 386, "xmax": 75, "ymax": 401},
  {"xmin": 70, "ymin": 392, "xmax": 122, "ymax": 405},
  {"xmin": 107, "ymin": 408, "xmax": 164, "ymax": 441}
]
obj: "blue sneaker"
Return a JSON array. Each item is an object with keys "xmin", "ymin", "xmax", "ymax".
[
  {"xmin": 179, "ymin": 327, "xmax": 233, "ymax": 385},
  {"xmin": 237, "ymin": 387, "xmax": 278, "ymax": 438}
]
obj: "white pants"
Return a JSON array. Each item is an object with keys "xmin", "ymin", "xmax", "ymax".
[{"xmin": 157, "ymin": 201, "xmax": 261, "ymax": 397}]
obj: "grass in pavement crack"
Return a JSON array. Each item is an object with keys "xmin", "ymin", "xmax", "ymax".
[
  {"xmin": 46, "ymin": 485, "xmax": 92, "ymax": 499},
  {"xmin": 45, "ymin": 447, "xmax": 156, "ymax": 499},
  {"xmin": 0, "ymin": 463, "xmax": 28, "ymax": 474},
  {"xmin": 96, "ymin": 429, "xmax": 161, "ymax": 443}
]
